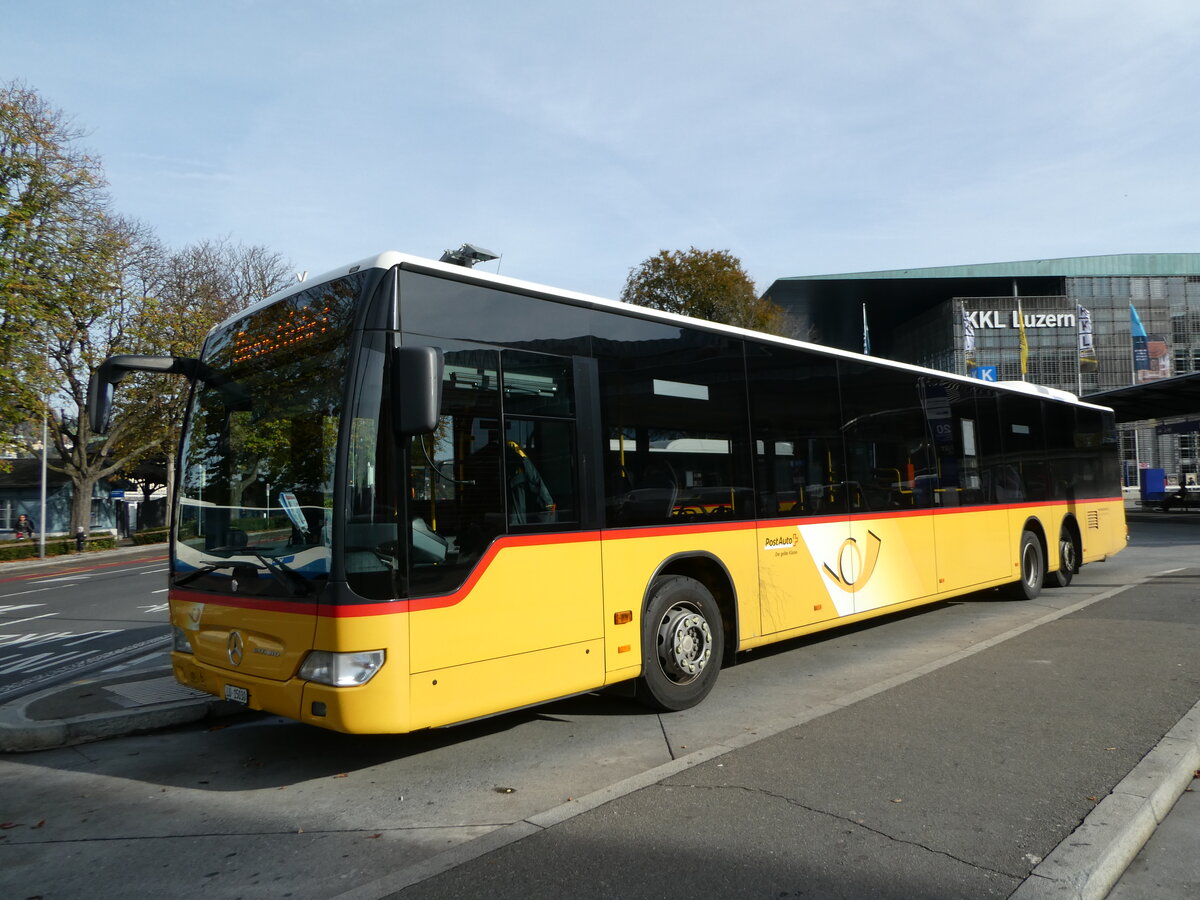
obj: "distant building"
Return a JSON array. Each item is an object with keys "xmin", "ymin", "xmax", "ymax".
[
  {"xmin": 763, "ymin": 254, "xmax": 1200, "ymax": 486},
  {"xmin": 0, "ymin": 458, "xmax": 120, "ymax": 537}
]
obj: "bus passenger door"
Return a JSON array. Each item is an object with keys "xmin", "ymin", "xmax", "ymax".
[
  {"xmin": 756, "ymin": 442, "xmax": 851, "ymax": 633},
  {"xmin": 840, "ymin": 364, "xmax": 941, "ymax": 614},
  {"xmin": 748, "ymin": 347, "xmax": 848, "ymax": 634},
  {"xmin": 404, "ymin": 347, "xmax": 604, "ymax": 728},
  {"xmin": 932, "ymin": 389, "xmax": 1011, "ymax": 592}
]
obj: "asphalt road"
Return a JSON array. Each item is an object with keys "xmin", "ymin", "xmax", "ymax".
[
  {"xmin": 0, "ymin": 515, "xmax": 1196, "ymax": 898},
  {"xmin": 0, "ymin": 549, "xmax": 170, "ymax": 701}
]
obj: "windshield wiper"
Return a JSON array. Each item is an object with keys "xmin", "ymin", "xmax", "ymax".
[{"xmin": 175, "ymin": 546, "xmax": 313, "ymax": 596}]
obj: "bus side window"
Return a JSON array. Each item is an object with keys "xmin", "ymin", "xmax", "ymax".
[
  {"xmin": 408, "ymin": 348, "xmax": 505, "ymax": 596},
  {"xmin": 746, "ymin": 344, "xmax": 844, "ymax": 518},
  {"xmin": 501, "ymin": 351, "xmax": 579, "ymax": 529}
]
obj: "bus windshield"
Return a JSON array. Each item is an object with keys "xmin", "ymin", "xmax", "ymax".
[{"xmin": 172, "ymin": 274, "xmax": 366, "ymax": 598}]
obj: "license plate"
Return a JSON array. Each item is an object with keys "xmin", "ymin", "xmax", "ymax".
[{"xmin": 224, "ymin": 684, "xmax": 249, "ymax": 705}]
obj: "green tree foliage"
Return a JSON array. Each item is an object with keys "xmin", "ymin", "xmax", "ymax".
[
  {"xmin": 620, "ymin": 247, "xmax": 786, "ymax": 334},
  {"xmin": 1, "ymin": 82, "xmax": 293, "ymax": 533},
  {"xmin": 113, "ymin": 238, "xmax": 293, "ymax": 508},
  {"xmin": 0, "ymin": 81, "xmax": 106, "ymax": 448},
  {"xmin": 40, "ymin": 212, "xmax": 172, "ymax": 532}
]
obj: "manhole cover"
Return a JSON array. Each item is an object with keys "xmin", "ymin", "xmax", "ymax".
[{"xmin": 104, "ymin": 677, "xmax": 210, "ymax": 707}]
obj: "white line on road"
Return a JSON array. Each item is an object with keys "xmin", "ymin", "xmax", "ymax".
[
  {"xmin": 0, "ymin": 587, "xmax": 54, "ymax": 599},
  {"xmin": 0, "ymin": 629, "xmax": 119, "ymax": 648},
  {"xmin": 0, "ymin": 604, "xmax": 46, "ymax": 615},
  {"xmin": 0, "ymin": 612, "xmax": 59, "ymax": 628},
  {"xmin": 64, "ymin": 630, "xmax": 122, "ymax": 646},
  {"xmin": 0, "ymin": 648, "xmax": 100, "ymax": 675}
]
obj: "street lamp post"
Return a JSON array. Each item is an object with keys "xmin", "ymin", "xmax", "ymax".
[{"xmin": 38, "ymin": 401, "xmax": 47, "ymax": 559}]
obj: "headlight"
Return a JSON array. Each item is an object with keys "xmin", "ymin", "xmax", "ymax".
[
  {"xmin": 172, "ymin": 626, "xmax": 194, "ymax": 654},
  {"xmin": 298, "ymin": 650, "xmax": 386, "ymax": 686}
]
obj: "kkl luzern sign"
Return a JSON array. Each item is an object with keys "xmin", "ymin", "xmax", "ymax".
[{"xmin": 965, "ymin": 310, "xmax": 1077, "ymax": 329}]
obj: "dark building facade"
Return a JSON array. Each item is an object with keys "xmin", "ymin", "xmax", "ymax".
[{"xmin": 764, "ymin": 254, "xmax": 1200, "ymax": 486}]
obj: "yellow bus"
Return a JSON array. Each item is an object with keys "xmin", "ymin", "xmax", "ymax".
[{"xmin": 89, "ymin": 252, "xmax": 1127, "ymax": 733}]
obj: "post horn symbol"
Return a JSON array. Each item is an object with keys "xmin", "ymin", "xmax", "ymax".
[{"xmin": 823, "ymin": 530, "xmax": 882, "ymax": 592}]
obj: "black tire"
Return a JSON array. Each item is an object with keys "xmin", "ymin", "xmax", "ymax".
[
  {"xmin": 1048, "ymin": 527, "xmax": 1077, "ymax": 588},
  {"xmin": 637, "ymin": 575, "xmax": 724, "ymax": 712},
  {"xmin": 1008, "ymin": 529, "xmax": 1044, "ymax": 600}
]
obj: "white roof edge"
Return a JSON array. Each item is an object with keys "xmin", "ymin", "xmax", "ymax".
[{"xmin": 210, "ymin": 251, "xmax": 1115, "ymax": 412}]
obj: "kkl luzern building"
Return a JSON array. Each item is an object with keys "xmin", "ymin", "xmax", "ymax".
[{"xmin": 764, "ymin": 254, "xmax": 1200, "ymax": 486}]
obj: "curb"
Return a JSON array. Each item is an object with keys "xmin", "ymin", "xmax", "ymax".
[
  {"xmin": 1011, "ymin": 698, "xmax": 1200, "ymax": 900},
  {"xmin": 0, "ymin": 697, "xmax": 216, "ymax": 753},
  {"xmin": 0, "ymin": 671, "xmax": 238, "ymax": 753}
]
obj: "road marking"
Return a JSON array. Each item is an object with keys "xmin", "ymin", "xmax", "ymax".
[
  {"xmin": 139, "ymin": 603, "xmax": 169, "ymax": 613},
  {"xmin": 0, "ymin": 554, "xmax": 168, "ymax": 585},
  {"xmin": 0, "ymin": 587, "xmax": 54, "ymax": 599},
  {"xmin": 0, "ymin": 648, "xmax": 101, "ymax": 675},
  {"xmin": 0, "ymin": 629, "xmax": 124, "ymax": 677},
  {"xmin": 0, "ymin": 604, "xmax": 46, "ymax": 614},
  {"xmin": 0, "ymin": 629, "xmax": 115, "ymax": 648},
  {"xmin": 30, "ymin": 574, "xmax": 93, "ymax": 583},
  {"xmin": 0, "ymin": 632, "xmax": 172, "ymax": 701},
  {"xmin": 64, "ymin": 630, "xmax": 122, "ymax": 646},
  {"xmin": 0, "ymin": 612, "xmax": 59, "ymax": 628},
  {"xmin": 151, "ymin": 588, "xmax": 169, "ymax": 594}
]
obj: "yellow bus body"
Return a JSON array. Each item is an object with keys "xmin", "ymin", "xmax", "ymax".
[{"xmin": 170, "ymin": 496, "xmax": 1126, "ymax": 734}]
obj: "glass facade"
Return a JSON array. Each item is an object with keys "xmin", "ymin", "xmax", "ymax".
[
  {"xmin": 918, "ymin": 277, "xmax": 1200, "ymax": 486},
  {"xmin": 769, "ymin": 261, "xmax": 1200, "ymax": 490}
]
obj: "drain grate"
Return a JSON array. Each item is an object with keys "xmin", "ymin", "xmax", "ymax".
[{"xmin": 104, "ymin": 677, "xmax": 211, "ymax": 708}]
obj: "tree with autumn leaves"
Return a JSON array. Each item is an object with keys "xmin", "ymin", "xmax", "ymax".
[
  {"xmin": 1, "ymin": 81, "xmax": 291, "ymax": 534},
  {"xmin": 620, "ymin": 247, "xmax": 788, "ymax": 334}
]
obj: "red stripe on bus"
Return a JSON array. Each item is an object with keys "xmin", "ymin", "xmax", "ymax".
[{"xmin": 167, "ymin": 496, "xmax": 1125, "ymax": 618}]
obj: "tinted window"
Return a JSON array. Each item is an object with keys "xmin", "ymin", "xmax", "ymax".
[
  {"xmin": 999, "ymin": 395, "xmax": 1048, "ymax": 502},
  {"xmin": 600, "ymin": 331, "xmax": 752, "ymax": 526},
  {"xmin": 400, "ymin": 269, "xmax": 593, "ymax": 349},
  {"xmin": 840, "ymin": 363, "xmax": 936, "ymax": 512},
  {"xmin": 746, "ymin": 344, "xmax": 844, "ymax": 517},
  {"xmin": 406, "ymin": 343, "xmax": 580, "ymax": 597}
]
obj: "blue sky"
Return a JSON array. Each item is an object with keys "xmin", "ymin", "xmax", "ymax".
[{"xmin": 6, "ymin": 0, "xmax": 1200, "ymax": 300}]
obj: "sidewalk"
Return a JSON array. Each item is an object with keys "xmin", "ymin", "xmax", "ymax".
[
  {"xmin": 353, "ymin": 567, "xmax": 1200, "ymax": 900},
  {"xmin": 2, "ymin": 546, "xmax": 1198, "ymax": 898}
]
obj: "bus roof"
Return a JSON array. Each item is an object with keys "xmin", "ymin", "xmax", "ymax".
[{"xmin": 217, "ymin": 251, "xmax": 1114, "ymax": 414}]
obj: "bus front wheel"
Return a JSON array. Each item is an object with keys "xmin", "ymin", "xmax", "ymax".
[
  {"xmin": 1009, "ymin": 530, "xmax": 1045, "ymax": 601},
  {"xmin": 637, "ymin": 575, "xmax": 724, "ymax": 712}
]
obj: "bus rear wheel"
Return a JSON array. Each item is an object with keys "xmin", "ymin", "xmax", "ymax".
[
  {"xmin": 1008, "ymin": 530, "xmax": 1045, "ymax": 601},
  {"xmin": 637, "ymin": 575, "xmax": 724, "ymax": 712},
  {"xmin": 1048, "ymin": 527, "xmax": 1078, "ymax": 588}
]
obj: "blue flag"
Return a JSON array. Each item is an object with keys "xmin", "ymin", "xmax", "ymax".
[{"xmin": 1130, "ymin": 303, "xmax": 1149, "ymax": 374}]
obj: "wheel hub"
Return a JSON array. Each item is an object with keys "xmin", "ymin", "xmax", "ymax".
[
  {"xmin": 657, "ymin": 605, "xmax": 713, "ymax": 683},
  {"xmin": 1060, "ymin": 538, "xmax": 1076, "ymax": 573}
]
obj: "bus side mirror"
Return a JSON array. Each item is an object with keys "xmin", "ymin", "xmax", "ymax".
[
  {"xmin": 88, "ymin": 355, "xmax": 179, "ymax": 434},
  {"xmin": 87, "ymin": 372, "xmax": 116, "ymax": 434},
  {"xmin": 87, "ymin": 355, "xmax": 205, "ymax": 434},
  {"xmin": 393, "ymin": 346, "xmax": 443, "ymax": 437}
]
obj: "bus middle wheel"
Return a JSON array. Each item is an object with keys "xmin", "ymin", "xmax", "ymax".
[{"xmin": 637, "ymin": 575, "xmax": 724, "ymax": 712}]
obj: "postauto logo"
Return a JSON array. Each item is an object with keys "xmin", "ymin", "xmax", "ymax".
[{"xmin": 822, "ymin": 530, "xmax": 882, "ymax": 593}]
